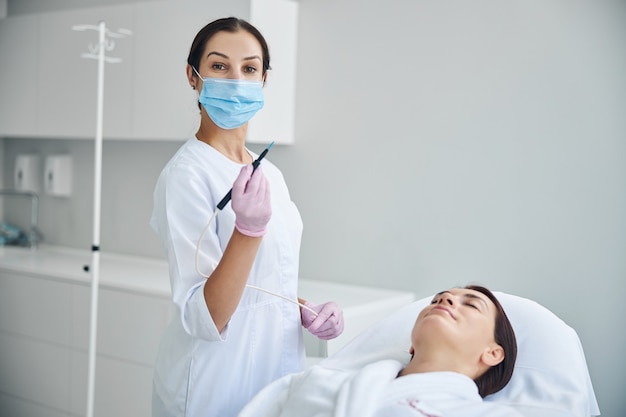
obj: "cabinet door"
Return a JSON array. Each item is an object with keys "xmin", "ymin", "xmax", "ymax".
[
  {"xmin": 0, "ymin": 272, "xmax": 74, "ymax": 414},
  {"xmin": 70, "ymin": 352, "xmax": 155, "ymax": 417},
  {"xmin": 97, "ymin": 287, "xmax": 173, "ymax": 366},
  {"xmin": 37, "ymin": 6, "xmax": 134, "ymax": 139},
  {"xmin": 0, "ymin": 14, "xmax": 40, "ymax": 137},
  {"xmin": 0, "ymin": 271, "xmax": 73, "ymax": 345},
  {"xmin": 69, "ymin": 288, "xmax": 174, "ymax": 417},
  {"xmin": 131, "ymin": 1, "xmax": 197, "ymax": 141}
]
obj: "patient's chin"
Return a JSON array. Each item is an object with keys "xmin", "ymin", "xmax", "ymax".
[{"xmin": 412, "ymin": 317, "xmax": 456, "ymax": 345}]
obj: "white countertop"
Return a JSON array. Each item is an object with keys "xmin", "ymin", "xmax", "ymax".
[
  {"xmin": 0, "ymin": 244, "xmax": 416, "ymax": 358},
  {"xmin": 0, "ymin": 245, "xmax": 416, "ymax": 310},
  {"xmin": 0, "ymin": 244, "xmax": 171, "ymax": 296}
]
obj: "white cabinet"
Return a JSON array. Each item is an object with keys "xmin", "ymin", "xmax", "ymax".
[
  {"xmin": 0, "ymin": 272, "xmax": 77, "ymax": 416},
  {"xmin": 37, "ymin": 6, "xmax": 135, "ymax": 139},
  {"xmin": 69, "ymin": 287, "xmax": 174, "ymax": 417},
  {"xmin": 131, "ymin": 1, "xmax": 197, "ymax": 141},
  {"xmin": 0, "ymin": 246, "xmax": 414, "ymax": 416},
  {"xmin": 0, "ymin": 270, "xmax": 174, "ymax": 417},
  {"xmin": 0, "ymin": 6, "xmax": 135, "ymax": 139},
  {"xmin": 130, "ymin": 0, "xmax": 245, "ymax": 141},
  {"xmin": 0, "ymin": 14, "xmax": 39, "ymax": 137},
  {"xmin": 0, "ymin": 0, "xmax": 298, "ymax": 143}
]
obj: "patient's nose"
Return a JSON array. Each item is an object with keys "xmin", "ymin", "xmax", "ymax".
[{"xmin": 438, "ymin": 293, "xmax": 454, "ymax": 306}]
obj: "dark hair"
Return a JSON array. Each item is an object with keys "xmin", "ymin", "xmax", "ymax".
[
  {"xmin": 187, "ymin": 17, "xmax": 271, "ymax": 75},
  {"xmin": 465, "ymin": 285, "xmax": 517, "ymax": 398}
]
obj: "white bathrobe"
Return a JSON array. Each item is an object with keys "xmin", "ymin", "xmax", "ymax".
[{"xmin": 239, "ymin": 359, "xmax": 525, "ymax": 417}]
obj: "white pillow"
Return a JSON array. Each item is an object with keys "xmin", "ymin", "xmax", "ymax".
[{"xmin": 320, "ymin": 291, "xmax": 600, "ymax": 417}]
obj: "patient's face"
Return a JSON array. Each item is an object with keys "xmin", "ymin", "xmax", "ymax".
[{"xmin": 411, "ymin": 288, "xmax": 498, "ymax": 360}]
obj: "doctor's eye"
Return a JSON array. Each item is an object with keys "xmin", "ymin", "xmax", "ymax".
[
  {"xmin": 211, "ymin": 63, "xmax": 227, "ymax": 71},
  {"xmin": 243, "ymin": 65, "xmax": 258, "ymax": 74}
]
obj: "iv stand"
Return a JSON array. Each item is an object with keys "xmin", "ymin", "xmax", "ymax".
[{"xmin": 72, "ymin": 21, "xmax": 131, "ymax": 417}]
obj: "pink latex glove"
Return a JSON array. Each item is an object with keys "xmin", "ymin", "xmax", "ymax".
[
  {"xmin": 231, "ymin": 164, "xmax": 272, "ymax": 237},
  {"xmin": 301, "ymin": 301, "xmax": 344, "ymax": 340}
]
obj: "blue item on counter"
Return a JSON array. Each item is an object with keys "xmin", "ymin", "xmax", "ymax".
[{"xmin": 0, "ymin": 222, "xmax": 26, "ymax": 246}]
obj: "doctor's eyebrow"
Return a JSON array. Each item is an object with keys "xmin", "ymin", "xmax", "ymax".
[
  {"xmin": 207, "ymin": 51, "xmax": 262, "ymax": 62},
  {"xmin": 207, "ymin": 51, "xmax": 228, "ymax": 59}
]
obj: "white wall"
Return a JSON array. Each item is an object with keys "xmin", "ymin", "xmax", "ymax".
[
  {"xmin": 283, "ymin": 1, "xmax": 626, "ymax": 416},
  {"xmin": 1, "ymin": 0, "xmax": 625, "ymax": 415}
]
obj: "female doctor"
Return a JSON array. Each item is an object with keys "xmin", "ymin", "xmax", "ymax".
[{"xmin": 150, "ymin": 17, "xmax": 344, "ymax": 417}]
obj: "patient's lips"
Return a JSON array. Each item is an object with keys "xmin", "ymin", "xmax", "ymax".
[{"xmin": 431, "ymin": 306, "xmax": 455, "ymax": 319}]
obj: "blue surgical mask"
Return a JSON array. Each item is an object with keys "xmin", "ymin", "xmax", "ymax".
[{"xmin": 193, "ymin": 67, "xmax": 264, "ymax": 130}]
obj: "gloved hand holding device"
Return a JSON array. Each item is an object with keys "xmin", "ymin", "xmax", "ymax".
[
  {"xmin": 231, "ymin": 164, "xmax": 272, "ymax": 237},
  {"xmin": 301, "ymin": 301, "xmax": 344, "ymax": 340}
]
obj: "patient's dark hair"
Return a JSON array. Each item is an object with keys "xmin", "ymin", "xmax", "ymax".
[{"xmin": 465, "ymin": 285, "xmax": 517, "ymax": 398}]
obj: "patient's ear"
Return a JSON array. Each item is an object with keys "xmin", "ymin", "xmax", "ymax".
[{"xmin": 481, "ymin": 343, "xmax": 505, "ymax": 367}]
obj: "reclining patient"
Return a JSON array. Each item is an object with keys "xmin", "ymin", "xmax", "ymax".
[{"xmin": 239, "ymin": 285, "xmax": 524, "ymax": 417}]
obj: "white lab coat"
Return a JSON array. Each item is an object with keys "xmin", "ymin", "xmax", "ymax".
[{"xmin": 150, "ymin": 138, "xmax": 305, "ymax": 417}]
